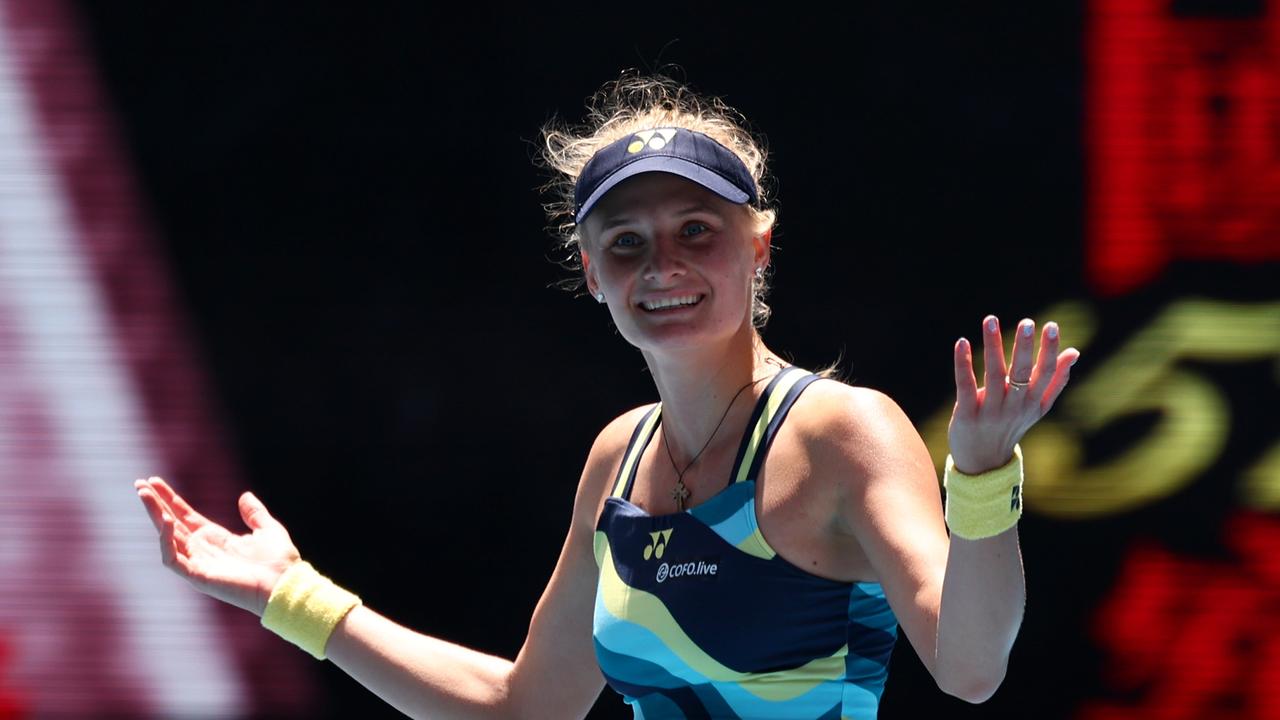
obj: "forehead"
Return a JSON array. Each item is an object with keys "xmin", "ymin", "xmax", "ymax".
[{"xmin": 587, "ymin": 173, "xmax": 733, "ymax": 227}]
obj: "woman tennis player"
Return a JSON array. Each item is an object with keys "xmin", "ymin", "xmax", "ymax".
[{"xmin": 135, "ymin": 73, "xmax": 1078, "ymax": 719}]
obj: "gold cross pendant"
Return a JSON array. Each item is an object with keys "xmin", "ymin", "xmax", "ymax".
[{"xmin": 672, "ymin": 480, "xmax": 691, "ymax": 512}]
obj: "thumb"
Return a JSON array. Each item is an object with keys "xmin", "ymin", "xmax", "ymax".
[{"xmin": 239, "ymin": 491, "xmax": 282, "ymax": 532}]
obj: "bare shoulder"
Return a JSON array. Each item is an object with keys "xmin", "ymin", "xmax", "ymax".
[
  {"xmin": 570, "ymin": 403, "xmax": 656, "ymax": 532},
  {"xmin": 786, "ymin": 379, "xmax": 936, "ymax": 516},
  {"xmin": 790, "ymin": 379, "xmax": 926, "ymax": 468}
]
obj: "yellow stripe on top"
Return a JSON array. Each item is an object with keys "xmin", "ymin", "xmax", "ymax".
[
  {"xmin": 732, "ymin": 369, "xmax": 809, "ymax": 485},
  {"xmin": 610, "ymin": 404, "xmax": 662, "ymax": 498},
  {"xmin": 734, "ymin": 529, "xmax": 775, "ymax": 561}
]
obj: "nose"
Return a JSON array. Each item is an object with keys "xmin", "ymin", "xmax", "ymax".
[{"xmin": 642, "ymin": 236, "xmax": 687, "ymax": 284}]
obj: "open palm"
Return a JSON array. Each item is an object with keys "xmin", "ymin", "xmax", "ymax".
[
  {"xmin": 135, "ymin": 477, "xmax": 300, "ymax": 617},
  {"xmin": 949, "ymin": 315, "xmax": 1080, "ymax": 474}
]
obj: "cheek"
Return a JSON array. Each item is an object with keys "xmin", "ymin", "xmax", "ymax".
[
  {"xmin": 707, "ymin": 260, "xmax": 755, "ymax": 315},
  {"xmin": 595, "ymin": 258, "xmax": 637, "ymax": 287},
  {"xmin": 717, "ymin": 245, "xmax": 756, "ymax": 287}
]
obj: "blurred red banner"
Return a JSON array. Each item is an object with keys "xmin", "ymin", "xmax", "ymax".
[{"xmin": 1087, "ymin": 0, "xmax": 1280, "ymax": 296}]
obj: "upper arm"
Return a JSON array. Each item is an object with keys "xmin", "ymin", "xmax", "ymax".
[
  {"xmin": 808, "ymin": 384, "xmax": 949, "ymax": 676},
  {"xmin": 503, "ymin": 407, "xmax": 648, "ymax": 720}
]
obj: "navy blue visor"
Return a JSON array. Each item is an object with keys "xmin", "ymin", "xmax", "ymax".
[{"xmin": 573, "ymin": 127, "xmax": 758, "ymax": 225}]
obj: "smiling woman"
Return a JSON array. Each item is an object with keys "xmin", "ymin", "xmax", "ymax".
[{"xmin": 135, "ymin": 70, "xmax": 1080, "ymax": 719}]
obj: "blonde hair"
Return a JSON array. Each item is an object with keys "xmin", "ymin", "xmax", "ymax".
[{"xmin": 537, "ymin": 71, "xmax": 779, "ymax": 330}]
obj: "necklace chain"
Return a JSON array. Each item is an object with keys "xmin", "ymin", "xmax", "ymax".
[{"xmin": 661, "ymin": 368, "xmax": 778, "ymax": 512}]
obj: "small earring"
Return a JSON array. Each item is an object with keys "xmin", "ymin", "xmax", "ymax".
[
  {"xmin": 595, "ymin": 292, "xmax": 605, "ymax": 303},
  {"xmin": 754, "ymin": 267, "xmax": 764, "ymax": 279}
]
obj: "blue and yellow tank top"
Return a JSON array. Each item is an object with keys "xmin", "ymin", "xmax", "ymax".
[{"xmin": 592, "ymin": 367, "xmax": 899, "ymax": 719}]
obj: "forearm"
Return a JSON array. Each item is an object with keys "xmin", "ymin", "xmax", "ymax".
[
  {"xmin": 934, "ymin": 526, "xmax": 1025, "ymax": 703},
  {"xmin": 324, "ymin": 605, "xmax": 515, "ymax": 720}
]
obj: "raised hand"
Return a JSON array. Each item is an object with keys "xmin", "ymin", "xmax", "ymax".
[
  {"xmin": 134, "ymin": 477, "xmax": 301, "ymax": 616},
  {"xmin": 949, "ymin": 315, "xmax": 1080, "ymax": 474}
]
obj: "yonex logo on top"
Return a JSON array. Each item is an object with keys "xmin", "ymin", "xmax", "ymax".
[
  {"xmin": 627, "ymin": 128, "xmax": 678, "ymax": 154},
  {"xmin": 643, "ymin": 529, "xmax": 673, "ymax": 560}
]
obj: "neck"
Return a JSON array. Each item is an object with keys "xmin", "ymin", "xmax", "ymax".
[{"xmin": 640, "ymin": 321, "xmax": 787, "ymax": 466}]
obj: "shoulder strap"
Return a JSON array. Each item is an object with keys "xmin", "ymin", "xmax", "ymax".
[
  {"xmin": 609, "ymin": 404, "xmax": 662, "ymax": 499},
  {"xmin": 728, "ymin": 367, "xmax": 821, "ymax": 485}
]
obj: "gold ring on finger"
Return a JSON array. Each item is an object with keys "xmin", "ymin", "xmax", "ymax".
[{"xmin": 1007, "ymin": 375, "xmax": 1031, "ymax": 388}]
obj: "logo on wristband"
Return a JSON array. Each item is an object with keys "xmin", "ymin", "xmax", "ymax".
[{"xmin": 1011, "ymin": 486, "xmax": 1022, "ymax": 512}]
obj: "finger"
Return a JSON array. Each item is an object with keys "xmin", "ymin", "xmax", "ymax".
[
  {"xmin": 147, "ymin": 477, "xmax": 211, "ymax": 528},
  {"xmin": 1029, "ymin": 322, "xmax": 1061, "ymax": 399},
  {"xmin": 981, "ymin": 315, "xmax": 1007, "ymax": 393},
  {"xmin": 953, "ymin": 337, "xmax": 979, "ymax": 414},
  {"xmin": 171, "ymin": 522, "xmax": 192, "ymax": 557},
  {"xmin": 1040, "ymin": 348, "xmax": 1080, "ymax": 413},
  {"xmin": 140, "ymin": 482, "xmax": 195, "ymax": 536},
  {"xmin": 157, "ymin": 507, "xmax": 181, "ymax": 571},
  {"xmin": 136, "ymin": 486, "xmax": 173, "ymax": 535},
  {"xmin": 162, "ymin": 520, "xmax": 197, "ymax": 577},
  {"xmin": 1008, "ymin": 319, "xmax": 1036, "ymax": 386},
  {"xmin": 238, "ymin": 492, "xmax": 283, "ymax": 532},
  {"xmin": 170, "ymin": 551, "xmax": 196, "ymax": 577}
]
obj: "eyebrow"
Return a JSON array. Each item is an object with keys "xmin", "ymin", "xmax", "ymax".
[{"xmin": 597, "ymin": 203, "xmax": 720, "ymax": 232}]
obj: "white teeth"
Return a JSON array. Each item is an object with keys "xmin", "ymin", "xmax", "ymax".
[{"xmin": 642, "ymin": 294, "xmax": 701, "ymax": 311}]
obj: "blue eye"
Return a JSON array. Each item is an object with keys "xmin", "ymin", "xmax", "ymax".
[
  {"xmin": 684, "ymin": 223, "xmax": 709, "ymax": 237},
  {"xmin": 613, "ymin": 233, "xmax": 641, "ymax": 248}
]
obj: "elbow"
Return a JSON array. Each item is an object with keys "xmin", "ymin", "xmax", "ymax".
[{"xmin": 934, "ymin": 664, "xmax": 1006, "ymax": 704}]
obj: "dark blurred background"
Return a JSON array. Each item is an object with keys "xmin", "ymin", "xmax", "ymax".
[{"xmin": 0, "ymin": 1, "xmax": 1275, "ymax": 717}]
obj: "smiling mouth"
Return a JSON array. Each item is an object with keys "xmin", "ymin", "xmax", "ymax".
[{"xmin": 639, "ymin": 294, "xmax": 704, "ymax": 312}]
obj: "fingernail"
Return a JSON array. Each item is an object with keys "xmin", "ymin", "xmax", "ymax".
[
  {"xmin": 1069, "ymin": 355, "xmax": 1078, "ymax": 367},
  {"xmin": 1021, "ymin": 323, "xmax": 1033, "ymax": 337},
  {"xmin": 986, "ymin": 318, "xmax": 997, "ymax": 333},
  {"xmin": 1047, "ymin": 324, "xmax": 1059, "ymax": 339}
]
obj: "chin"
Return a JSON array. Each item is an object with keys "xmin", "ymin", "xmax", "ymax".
[{"xmin": 617, "ymin": 314, "xmax": 746, "ymax": 355}]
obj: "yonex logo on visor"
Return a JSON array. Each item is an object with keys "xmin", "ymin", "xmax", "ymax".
[
  {"xmin": 574, "ymin": 127, "xmax": 758, "ymax": 225},
  {"xmin": 628, "ymin": 129, "xmax": 677, "ymax": 154}
]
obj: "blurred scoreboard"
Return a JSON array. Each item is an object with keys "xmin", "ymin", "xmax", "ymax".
[{"xmin": 920, "ymin": 1, "xmax": 1280, "ymax": 716}]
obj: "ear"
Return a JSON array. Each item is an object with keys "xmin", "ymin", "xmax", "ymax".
[
  {"xmin": 581, "ymin": 246, "xmax": 598, "ymax": 297},
  {"xmin": 752, "ymin": 227, "xmax": 773, "ymax": 270}
]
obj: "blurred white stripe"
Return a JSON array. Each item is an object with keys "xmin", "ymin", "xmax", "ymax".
[{"xmin": 0, "ymin": 1, "xmax": 245, "ymax": 716}]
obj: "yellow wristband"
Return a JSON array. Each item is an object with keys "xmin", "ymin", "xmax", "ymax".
[
  {"xmin": 260, "ymin": 561, "xmax": 361, "ymax": 660},
  {"xmin": 943, "ymin": 445, "xmax": 1024, "ymax": 540}
]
